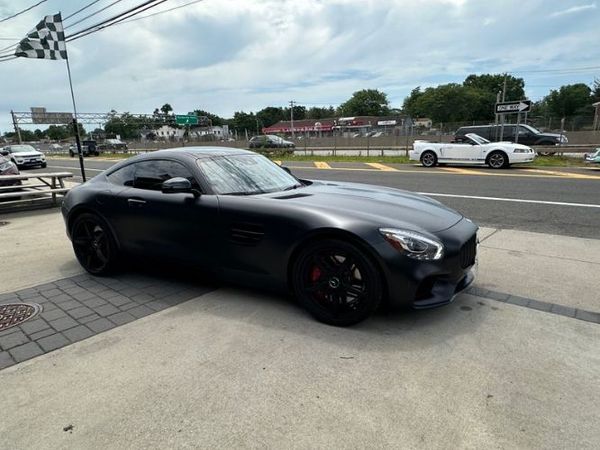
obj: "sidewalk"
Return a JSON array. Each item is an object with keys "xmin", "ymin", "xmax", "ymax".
[{"xmin": 0, "ymin": 210, "xmax": 599, "ymax": 448}]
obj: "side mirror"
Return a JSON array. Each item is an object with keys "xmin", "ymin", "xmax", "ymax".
[
  {"xmin": 0, "ymin": 150, "xmax": 8, "ymax": 156},
  {"xmin": 161, "ymin": 177, "xmax": 199, "ymax": 196}
]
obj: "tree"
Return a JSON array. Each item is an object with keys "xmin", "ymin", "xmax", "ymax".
[
  {"xmin": 463, "ymin": 74, "xmax": 525, "ymax": 102},
  {"xmin": 306, "ymin": 106, "xmax": 336, "ymax": 119},
  {"xmin": 46, "ymin": 125, "xmax": 70, "ymax": 140},
  {"xmin": 338, "ymin": 89, "xmax": 390, "ymax": 116},
  {"xmin": 160, "ymin": 103, "xmax": 173, "ymax": 115},
  {"xmin": 33, "ymin": 129, "xmax": 44, "ymax": 139},
  {"xmin": 193, "ymin": 109, "xmax": 226, "ymax": 127},
  {"xmin": 104, "ymin": 111, "xmax": 142, "ymax": 139},
  {"xmin": 592, "ymin": 78, "xmax": 600, "ymax": 103},
  {"xmin": 230, "ymin": 111, "xmax": 258, "ymax": 133},
  {"xmin": 256, "ymin": 106, "xmax": 284, "ymax": 128},
  {"xmin": 545, "ymin": 83, "xmax": 592, "ymax": 117}
]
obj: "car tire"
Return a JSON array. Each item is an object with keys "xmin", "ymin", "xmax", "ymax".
[
  {"xmin": 41, "ymin": 162, "xmax": 47, "ymax": 168},
  {"xmin": 70, "ymin": 212, "xmax": 119, "ymax": 276},
  {"xmin": 487, "ymin": 151, "xmax": 509, "ymax": 169},
  {"xmin": 292, "ymin": 238, "xmax": 383, "ymax": 326},
  {"xmin": 69, "ymin": 151, "xmax": 74, "ymax": 157},
  {"xmin": 420, "ymin": 151, "xmax": 437, "ymax": 168}
]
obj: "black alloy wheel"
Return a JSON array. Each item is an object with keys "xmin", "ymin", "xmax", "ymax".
[
  {"xmin": 71, "ymin": 213, "xmax": 117, "ymax": 275},
  {"xmin": 487, "ymin": 151, "xmax": 508, "ymax": 169},
  {"xmin": 420, "ymin": 151, "xmax": 437, "ymax": 168},
  {"xmin": 293, "ymin": 239, "xmax": 382, "ymax": 326}
]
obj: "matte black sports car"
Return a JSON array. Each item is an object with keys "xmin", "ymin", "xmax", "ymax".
[{"xmin": 62, "ymin": 147, "xmax": 478, "ymax": 326}]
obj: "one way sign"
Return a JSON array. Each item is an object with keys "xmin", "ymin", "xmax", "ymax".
[{"xmin": 495, "ymin": 100, "xmax": 532, "ymax": 114}]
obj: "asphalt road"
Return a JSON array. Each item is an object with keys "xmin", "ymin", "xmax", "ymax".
[{"xmin": 28, "ymin": 157, "xmax": 600, "ymax": 239}]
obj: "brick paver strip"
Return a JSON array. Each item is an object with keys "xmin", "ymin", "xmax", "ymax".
[
  {"xmin": 467, "ymin": 287, "xmax": 600, "ymax": 324},
  {"xmin": 0, "ymin": 272, "xmax": 215, "ymax": 371}
]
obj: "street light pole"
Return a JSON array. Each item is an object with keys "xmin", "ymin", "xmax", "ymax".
[{"xmin": 289, "ymin": 100, "xmax": 295, "ymax": 139}]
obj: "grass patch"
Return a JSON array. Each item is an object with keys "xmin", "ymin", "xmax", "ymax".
[{"xmin": 524, "ymin": 156, "xmax": 586, "ymax": 167}]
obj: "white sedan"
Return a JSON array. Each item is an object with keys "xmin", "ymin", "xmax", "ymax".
[{"xmin": 410, "ymin": 133, "xmax": 535, "ymax": 169}]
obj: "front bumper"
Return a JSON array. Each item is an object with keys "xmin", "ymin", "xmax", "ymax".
[
  {"xmin": 510, "ymin": 153, "xmax": 535, "ymax": 164},
  {"xmin": 15, "ymin": 159, "xmax": 45, "ymax": 167},
  {"xmin": 375, "ymin": 217, "xmax": 478, "ymax": 309}
]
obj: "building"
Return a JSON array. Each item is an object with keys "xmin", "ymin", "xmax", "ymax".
[
  {"xmin": 414, "ymin": 118, "xmax": 433, "ymax": 129},
  {"xmin": 262, "ymin": 116, "xmax": 406, "ymax": 137},
  {"xmin": 154, "ymin": 125, "xmax": 185, "ymax": 140},
  {"xmin": 190, "ymin": 125, "xmax": 231, "ymax": 139}
]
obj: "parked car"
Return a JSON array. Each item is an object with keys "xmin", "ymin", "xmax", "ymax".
[
  {"xmin": 455, "ymin": 124, "xmax": 566, "ymax": 156},
  {"xmin": 248, "ymin": 135, "xmax": 295, "ymax": 149},
  {"xmin": 411, "ymin": 133, "xmax": 535, "ymax": 169},
  {"xmin": 48, "ymin": 143, "xmax": 63, "ymax": 151},
  {"xmin": 69, "ymin": 140, "xmax": 100, "ymax": 157},
  {"xmin": 103, "ymin": 138, "xmax": 128, "ymax": 151},
  {"xmin": 62, "ymin": 147, "xmax": 478, "ymax": 326},
  {"xmin": 0, "ymin": 144, "xmax": 46, "ymax": 169},
  {"xmin": 0, "ymin": 154, "xmax": 21, "ymax": 188},
  {"xmin": 584, "ymin": 148, "xmax": 600, "ymax": 164}
]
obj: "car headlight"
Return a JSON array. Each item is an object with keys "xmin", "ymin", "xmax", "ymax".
[
  {"xmin": 513, "ymin": 148, "xmax": 530, "ymax": 153},
  {"xmin": 379, "ymin": 228, "xmax": 444, "ymax": 260},
  {"xmin": 15, "ymin": 158, "xmax": 24, "ymax": 164},
  {"xmin": 40, "ymin": 154, "xmax": 46, "ymax": 160}
]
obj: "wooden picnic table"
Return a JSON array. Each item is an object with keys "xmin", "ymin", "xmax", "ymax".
[{"xmin": 0, "ymin": 172, "xmax": 74, "ymax": 207}]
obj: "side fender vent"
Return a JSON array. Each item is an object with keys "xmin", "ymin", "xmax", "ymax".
[{"xmin": 229, "ymin": 223, "xmax": 264, "ymax": 246}]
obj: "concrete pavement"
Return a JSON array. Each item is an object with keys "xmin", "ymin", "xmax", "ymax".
[{"xmin": 0, "ymin": 209, "xmax": 599, "ymax": 448}]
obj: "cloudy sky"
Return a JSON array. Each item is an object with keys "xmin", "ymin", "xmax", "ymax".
[{"xmin": 0, "ymin": 0, "xmax": 599, "ymax": 132}]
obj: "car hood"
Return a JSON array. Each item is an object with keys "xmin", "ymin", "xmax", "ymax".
[
  {"xmin": 269, "ymin": 180, "xmax": 463, "ymax": 233},
  {"xmin": 12, "ymin": 151, "xmax": 43, "ymax": 157}
]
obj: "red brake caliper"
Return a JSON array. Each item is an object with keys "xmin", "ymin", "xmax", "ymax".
[{"xmin": 310, "ymin": 266, "xmax": 322, "ymax": 282}]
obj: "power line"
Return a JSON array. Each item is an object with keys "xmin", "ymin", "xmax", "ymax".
[
  {"xmin": 63, "ymin": 0, "xmax": 104, "ymax": 21},
  {"xmin": 0, "ymin": 0, "xmax": 48, "ymax": 24},
  {"xmin": 118, "ymin": 0, "xmax": 205, "ymax": 25},
  {"xmin": 64, "ymin": 0, "xmax": 126, "ymax": 29},
  {"xmin": 67, "ymin": 0, "xmax": 169, "ymax": 42}
]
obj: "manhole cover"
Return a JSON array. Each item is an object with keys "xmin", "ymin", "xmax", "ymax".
[{"xmin": 0, "ymin": 303, "xmax": 42, "ymax": 332}]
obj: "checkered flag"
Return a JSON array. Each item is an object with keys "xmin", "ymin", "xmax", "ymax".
[{"xmin": 15, "ymin": 13, "xmax": 67, "ymax": 60}]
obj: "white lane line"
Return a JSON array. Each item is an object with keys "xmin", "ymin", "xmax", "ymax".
[{"xmin": 419, "ymin": 192, "xmax": 600, "ymax": 209}]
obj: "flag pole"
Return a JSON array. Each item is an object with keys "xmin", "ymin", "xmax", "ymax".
[{"xmin": 65, "ymin": 54, "xmax": 86, "ymax": 182}]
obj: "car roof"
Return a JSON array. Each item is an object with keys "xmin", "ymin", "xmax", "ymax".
[{"xmin": 138, "ymin": 146, "xmax": 255, "ymax": 160}]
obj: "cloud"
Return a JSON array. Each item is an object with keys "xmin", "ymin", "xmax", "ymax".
[
  {"xmin": 550, "ymin": 2, "xmax": 596, "ymax": 17},
  {"xmin": 0, "ymin": 0, "xmax": 599, "ymax": 132}
]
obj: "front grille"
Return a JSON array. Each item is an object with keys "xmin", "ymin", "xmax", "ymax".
[{"xmin": 459, "ymin": 235, "xmax": 477, "ymax": 268}]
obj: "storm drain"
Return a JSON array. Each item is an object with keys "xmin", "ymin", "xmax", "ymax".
[{"xmin": 0, "ymin": 303, "xmax": 42, "ymax": 332}]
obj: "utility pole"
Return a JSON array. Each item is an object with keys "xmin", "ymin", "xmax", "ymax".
[
  {"xmin": 500, "ymin": 74, "xmax": 507, "ymax": 141},
  {"xmin": 11, "ymin": 110, "xmax": 22, "ymax": 144},
  {"xmin": 289, "ymin": 100, "xmax": 295, "ymax": 138}
]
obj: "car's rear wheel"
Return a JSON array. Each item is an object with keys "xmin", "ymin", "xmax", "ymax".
[
  {"xmin": 71, "ymin": 213, "xmax": 118, "ymax": 275},
  {"xmin": 487, "ymin": 151, "xmax": 508, "ymax": 169},
  {"xmin": 292, "ymin": 239, "xmax": 382, "ymax": 326},
  {"xmin": 420, "ymin": 151, "xmax": 437, "ymax": 168}
]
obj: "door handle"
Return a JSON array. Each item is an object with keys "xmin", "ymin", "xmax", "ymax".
[{"xmin": 127, "ymin": 198, "xmax": 146, "ymax": 208}]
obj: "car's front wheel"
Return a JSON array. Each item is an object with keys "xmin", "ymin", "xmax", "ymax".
[
  {"xmin": 71, "ymin": 213, "xmax": 118, "ymax": 275},
  {"xmin": 292, "ymin": 239, "xmax": 383, "ymax": 326},
  {"xmin": 487, "ymin": 151, "xmax": 508, "ymax": 169},
  {"xmin": 41, "ymin": 162, "xmax": 47, "ymax": 168},
  {"xmin": 420, "ymin": 151, "xmax": 437, "ymax": 167}
]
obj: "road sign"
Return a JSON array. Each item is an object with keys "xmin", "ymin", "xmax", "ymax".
[
  {"xmin": 175, "ymin": 114, "xmax": 198, "ymax": 125},
  {"xmin": 495, "ymin": 100, "xmax": 531, "ymax": 114}
]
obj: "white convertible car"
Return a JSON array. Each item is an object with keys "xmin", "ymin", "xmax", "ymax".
[{"xmin": 410, "ymin": 133, "xmax": 535, "ymax": 169}]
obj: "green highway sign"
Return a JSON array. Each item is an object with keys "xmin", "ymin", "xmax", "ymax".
[{"xmin": 175, "ymin": 114, "xmax": 198, "ymax": 125}]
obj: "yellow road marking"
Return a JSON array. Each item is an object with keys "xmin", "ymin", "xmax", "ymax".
[
  {"xmin": 365, "ymin": 162, "xmax": 398, "ymax": 171},
  {"xmin": 439, "ymin": 167, "xmax": 492, "ymax": 176},
  {"xmin": 314, "ymin": 161, "xmax": 332, "ymax": 169},
  {"xmin": 284, "ymin": 165, "xmax": 600, "ymax": 180}
]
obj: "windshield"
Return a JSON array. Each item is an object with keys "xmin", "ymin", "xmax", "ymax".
[
  {"xmin": 520, "ymin": 124, "xmax": 541, "ymax": 135},
  {"xmin": 466, "ymin": 134, "xmax": 490, "ymax": 145},
  {"xmin": 197, "ymin": 154, "xmax": 301, "ymax": 195},
  {"xmin": 9, "ymin": 145, "xmax": 37, "ymax": 153}
]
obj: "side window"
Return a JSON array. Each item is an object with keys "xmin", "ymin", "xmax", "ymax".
[
  {"xmin": 106, "ymin": 164, "xmax": 135, "ymax": 186},
  {"xmin": 133, "ymin": 160, "xmax": 199, "ymax": 191}
]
